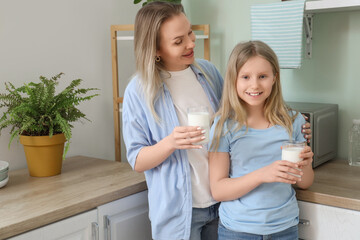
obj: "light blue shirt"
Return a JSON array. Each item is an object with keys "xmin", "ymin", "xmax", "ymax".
[
  {"xmin": 122, "ymin": 59, "xmax": 223, "ymax": 240},
  {"xmin": 209, "ymin": 112, "xmax": 306, "ymax": 235}
]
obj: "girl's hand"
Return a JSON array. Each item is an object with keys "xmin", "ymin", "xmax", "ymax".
[
  {"xmin": 301, "ymin": 115, "xmax": 312, "ymax": 143},
  {"xmin": 168, "ymin": 126, "xmax": 205, "ymax": 150},
  {"xmin": 260, "ymin": 160, "xmax": 303, "ymax": 185},
  {"xmin": 298, "ymin": 146, "xmax": 314, "ymax": 169}
]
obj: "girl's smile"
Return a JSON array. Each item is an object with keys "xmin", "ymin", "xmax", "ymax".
[{"xmin": 246, "ymin": 91, "xmax": 263, "ymax": 97}]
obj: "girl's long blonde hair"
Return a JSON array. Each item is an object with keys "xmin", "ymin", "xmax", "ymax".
[
  {"xmin": 134, "ymin": 2, "xmax": 184, "ymax": 121},
  {"xmin": 210, "ymin": 41, "xmax": 297, "ymax": 152}
]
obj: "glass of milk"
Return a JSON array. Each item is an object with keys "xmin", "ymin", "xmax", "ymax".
[
  {"xmin": 187, "ymin": 106, "xmax": 210, "ymax": 144},
  {"xmin": 282, "ymin": 141, "xmax": 306, "ymax": 163},
  {"xmin": 282, "ymin": 141, "xmax": 306, "ymax": 177}
]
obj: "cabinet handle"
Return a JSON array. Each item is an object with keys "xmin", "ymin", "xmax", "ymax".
[
  {"xmin": 104, "ymin": 215, "xmax": 111, "ymax": 240},
  {"xmin": 299, "ymin": 218, "xmax": 310, "ymax": 226},
  {"xmin": 92, "ymin": 222, "xmax": 99, "ymax": 240}
]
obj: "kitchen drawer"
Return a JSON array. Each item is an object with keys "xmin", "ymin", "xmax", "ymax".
[{"xmin": 298, "ymin": 200, "xmax": 360, "ymax": 240}]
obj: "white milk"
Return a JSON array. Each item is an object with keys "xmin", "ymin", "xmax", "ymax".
[
  {"xmin": 282, "ymin": 147, "xmax": 304, "ymax": 163},
  {"xmin": 188, "ymin": 111, "xmax": 210, "ymax": 144}
]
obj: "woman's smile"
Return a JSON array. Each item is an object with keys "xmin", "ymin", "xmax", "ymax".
[{"xmin": 183, "ymin": 50, "xmax": 194, "ymax": 58}]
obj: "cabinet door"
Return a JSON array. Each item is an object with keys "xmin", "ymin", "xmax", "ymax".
[
  {"xmin": 298, "ymin": 200, "xmax": 360, "ymax": 240},
  {"xmin": 9, "ymin": 209, "xmax": 98, "ymax": 240},
  {"xmin": 97, "ymin": 190, "xmax": 152, "ymax": 240}
]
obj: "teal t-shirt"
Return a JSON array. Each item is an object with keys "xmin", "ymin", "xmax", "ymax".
[{"xmin": 209, "ymin": 112, "xmax": 306, "ymax": 235}]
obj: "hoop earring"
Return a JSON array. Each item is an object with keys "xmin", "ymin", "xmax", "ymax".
[{"xmin": 155, "ymin": 56, "xmax": 161, "ymax": 62}]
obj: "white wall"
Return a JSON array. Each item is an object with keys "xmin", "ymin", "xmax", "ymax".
[{"xmin": 0, "ymin": 0, "xmax": 141, "ymax": 170}]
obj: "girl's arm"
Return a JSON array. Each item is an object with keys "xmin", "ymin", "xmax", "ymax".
[
  {"xmin": 134, "ymin": 126, "xmax": 204, "ymax": 172},
  {"xmin": 296, "ymin": 146, "xmax": 314, "ymax": 189},
  {"xmin": 209, "ymin": 152, "xmax": 303, "ymax": 202}
]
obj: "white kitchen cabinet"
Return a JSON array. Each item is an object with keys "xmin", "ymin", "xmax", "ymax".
[
  {"xmin": 7, "ymin": 191, "xmax": 151, "ymax": 240},
  {"xmin": 8, "ymin": 209, "xmax": 98, "ymax": 240},
  {"xmin": 97, "ymin": 190, "xmax": 152, "ymax": 240},
  {"xmin": 298, "ymin": 200, "xmax": 360, "ymax": 240}
]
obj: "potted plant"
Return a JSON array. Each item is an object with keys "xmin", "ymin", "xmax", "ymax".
[{"xmin": 0, "ymin": 73, "xmax": 99, "ymax": 177}]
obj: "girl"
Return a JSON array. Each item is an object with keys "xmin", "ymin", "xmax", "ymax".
[
  {"xmin": 122, "ymin": 2, "xmax": 312, "ymax": 240},
  {"xmin": 209, "ymin": 41, "xmax": 314, "ymax": 240}
]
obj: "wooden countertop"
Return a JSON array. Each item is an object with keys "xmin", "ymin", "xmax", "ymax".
[
  {"xmin": 295, "ymin": 158, "xmax": 360, "ymax": 211},
  {"xmin": 0, "ymin": 156, "xmax": 147, "ymax": 239},
  {"xmin": 1, "ymin": 156, "xmax": 359, "ymax": 239}
]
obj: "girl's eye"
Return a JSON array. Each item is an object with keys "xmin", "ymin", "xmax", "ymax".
[
  {"xmin": 259, "ymin": 75, "xmax": 266, "ymax": 79},
  {"xmin": 175, "ymin": 40, "xmax": 182, "ymax": 45},
  {"xmin": 242, "ymin": 76, "xmax": 249, "ymax": 80},
  {"xmin": 188, "ymin": 30, "xmax": 193, "ymax": 36}
]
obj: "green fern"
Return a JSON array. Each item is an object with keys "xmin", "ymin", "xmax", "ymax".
[{"xmin": 0, "ymin": 73, "xmax": 99, "ymax": 159}]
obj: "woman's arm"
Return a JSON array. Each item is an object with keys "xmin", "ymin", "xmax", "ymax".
[{"xmin": 209, "ymin": 152, "xmax": 303, "ymax": 202}]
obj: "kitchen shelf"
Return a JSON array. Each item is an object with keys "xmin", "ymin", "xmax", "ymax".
[
  {"xmin": 301, "ymin": 0, "xmax": 360, "ymax": 58},
  {"xmin": 305, "ymin": 0, "xmax": 360, "ymax": 13}
]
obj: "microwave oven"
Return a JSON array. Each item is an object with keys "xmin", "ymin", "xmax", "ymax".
[{"xmin": 286, "ymin": 102, "xmax": 338, "ymax": 168}]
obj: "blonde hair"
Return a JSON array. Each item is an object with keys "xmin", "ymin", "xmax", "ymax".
[
  {"xmin": 210, "ymin": 41, "xmax": 297, "ymax": 151},
  {"xmin": 134, "ymin": 1, "xmax": 184, "ymax": 121}
]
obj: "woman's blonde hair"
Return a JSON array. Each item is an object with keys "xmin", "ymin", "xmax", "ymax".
[
  {"xmin": 134, "ymin": 1, "xmax": 184, "ymax": 121},
  {"xmin": 210, "ymin": 40, "xmax": 297, "ymax": 151}
]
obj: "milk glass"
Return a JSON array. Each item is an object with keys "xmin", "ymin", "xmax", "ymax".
[
  {"xmin": 282, "ymin": 141, "xmax": 306, "ymax": 163},
  {"xmin": 187, "ymin": 106, "xmax": 210, "ymax": 144},
  {"xmin": 282, "ymin": 141, "xmax": 306, "ymax": 178}
]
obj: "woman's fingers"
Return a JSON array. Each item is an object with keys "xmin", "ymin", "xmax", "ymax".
[
  {"xmin": 172, "ymin": 126, "xmax": 206, "ymax": 149},
  {"xmin": 302, "ymin": 121, "xmax": 312, "ymax": 142}
]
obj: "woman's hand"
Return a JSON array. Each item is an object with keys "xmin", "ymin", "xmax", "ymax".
[
  {"xmin": 167, "ymin": 126, "xmax": 205, "ymax": 150},
  {"xmin": 134, "ymin": 126, "xmax": 205, "ymax": 172},
  {"xmin": 259, "ymin": 160, "xmax": 303, "ymax": 185},
  {"xmin": 302, "ymin": 115, "xmax": 312, "ymax": 143}
]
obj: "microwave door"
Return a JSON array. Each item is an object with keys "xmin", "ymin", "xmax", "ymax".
[{"xmin": 314, "ymin": 111, "xmax": 338, "ymax": 166}]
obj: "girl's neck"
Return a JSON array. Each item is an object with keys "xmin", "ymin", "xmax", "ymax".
[{"xmin": 245, "ymin": 104, "xmax": 270, "ymax": 129}]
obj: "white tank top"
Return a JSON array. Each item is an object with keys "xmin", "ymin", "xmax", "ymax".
[{"xmin": 163, "ymin": 67, "xmax": 217, "ymax": 208}]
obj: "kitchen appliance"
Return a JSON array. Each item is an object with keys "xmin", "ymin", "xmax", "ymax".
[{"xmin": 287, "ymin": 102, "xmax": 338, "ymax": 168}]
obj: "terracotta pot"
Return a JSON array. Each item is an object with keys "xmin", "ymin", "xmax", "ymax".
[{"xmin": 20, "ymin": 133, "xmax": 66, "ymax": 177}]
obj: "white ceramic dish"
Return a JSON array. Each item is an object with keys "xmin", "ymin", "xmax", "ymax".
[
  {"xmin": 0, "ymin": 176, "xmax": 9, "ymax": 189},
  {"xmin": 0, "ymin": 160, "xmax": 9, "ymax": 172},
  {"xmin": 0, "ymin": 161, "xmax": 9, "ymax": 182}
]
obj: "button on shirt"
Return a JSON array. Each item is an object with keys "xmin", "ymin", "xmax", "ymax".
[{"xmin": 122, "ymin": 59, "xmax": 223, "ymax": 240}]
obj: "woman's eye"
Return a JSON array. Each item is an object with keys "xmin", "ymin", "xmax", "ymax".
[
  {"xmin": 175, "ymin": 40, "xmax": 182, "ymax": 45},
  {"xmin": 188, "ymin": 30, "xmax": 193, "ymax": 36}
]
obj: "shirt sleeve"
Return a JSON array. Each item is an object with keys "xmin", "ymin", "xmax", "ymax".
[{"xmin": 122, "ymin": 79, "xmax": 151, "ymax": 169}]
